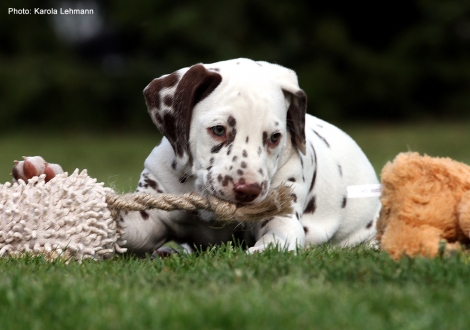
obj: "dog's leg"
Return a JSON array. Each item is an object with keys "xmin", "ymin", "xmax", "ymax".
[
  {"xmin": 118, "ymin": 169, "xmax": 174, "ymax": 255},
  {"xmin": 458, "ymin": 191, "xmax": 470, "ymax": 238},
  {"xmin": 248, "ymin": 215, "xmax": 305, "ymax": 253},
  {"xmin": 302, "ymin": 214, "xmax": 341, "ymax": 245},
  {"xmin": 118, "ymin": 209, "xmax": 171, "ymax": 255},
  {"xmin": 334, "ymin": 202, "xmax": 381, "ymax": 247}
]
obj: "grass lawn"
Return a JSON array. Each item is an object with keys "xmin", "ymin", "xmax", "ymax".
[
  {"xmin": 1, "ymin": 121, "xmax": 470, "ymax": 329},
  {"xmin": 0, "ymin": 246, "xmax": 469, "ymax": 330}
]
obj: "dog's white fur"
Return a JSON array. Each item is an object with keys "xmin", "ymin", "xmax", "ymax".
[{"xmin": 119, "ymin": 58, "xmax": 380, "ymax": 254}]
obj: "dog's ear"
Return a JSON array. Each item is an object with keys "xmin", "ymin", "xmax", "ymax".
[
  {"xmin": 257, "ymin": 61, "xmax": 307, "ymax": 155},
  {"xmin": 143, "ymin": 64, "xmax": 222, "ymax": 165},
  {"xmin": 284, "ymin": 89, "xmax": 307, "ymax": 155}
]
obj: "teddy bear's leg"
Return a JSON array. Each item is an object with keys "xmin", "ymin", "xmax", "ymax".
[
  {"xmin": 380, "ymin": 217, "xmax": 457, "ymax": 259},
  {"xmin": 457, "ymin": 191, "xmax": 470, "ymax": 239}
]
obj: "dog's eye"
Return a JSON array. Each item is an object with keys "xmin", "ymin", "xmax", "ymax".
[
  {"xmin": 211, "ymin": 125, "xmax": 226, "ymax": 137},
  {"xmin": 270, "ymin": 133, "xmax": 281, "ymax": 145}
]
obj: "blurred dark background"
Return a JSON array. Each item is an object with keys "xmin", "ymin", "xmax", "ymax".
[{"xmin": 1, "ymin": 0, "xmax": 469, "ymax": 133}]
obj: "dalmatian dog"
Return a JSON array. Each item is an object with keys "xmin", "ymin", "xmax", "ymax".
[
  {"xmin": 15, "ymin": 58, "xmax": 381, "ymax": 255},
  {"xmin": 119, "ymin": 58, "xmax": 381, "ymax": 254}
]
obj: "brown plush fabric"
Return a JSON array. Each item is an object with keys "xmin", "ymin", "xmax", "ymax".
[{"xmin": 377, "ymin": 152, "xmax": 470, "ymax": 259}]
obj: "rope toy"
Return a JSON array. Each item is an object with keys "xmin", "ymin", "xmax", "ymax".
[{"xmin": 0, "ymin": 157, "xmax": 293, "ymax": 261}]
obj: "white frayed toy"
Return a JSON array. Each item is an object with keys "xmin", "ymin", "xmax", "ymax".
[
  {"xmin": 0, "ymin": 169, "xmax": 123, "ymax": 261},
  {"xmin": 0, "ymin": 157, "xmax": 293, "ymax": 261}
]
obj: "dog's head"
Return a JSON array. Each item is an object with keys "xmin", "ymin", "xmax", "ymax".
[{"xmin": 144, "ymin": 58, "xmax": 306, "ymax": 204}]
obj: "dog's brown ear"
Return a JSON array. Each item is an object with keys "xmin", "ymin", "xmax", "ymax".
[
  {"xmin": 144, "ymin": 64, "xmax": 222, "ymax": 165},
  {"xmin": 285, "ymin": 90, "xmax": 307, "ymax": 155},
  {"xmin": 256, "ymin": 61, "xmax": 307, "ymax": 155}
]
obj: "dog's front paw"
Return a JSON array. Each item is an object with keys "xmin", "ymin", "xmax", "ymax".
[
  {"xmin": 11, "ymin": 156, "xmax": 64, "ymax": 183},
  {"xmin": 247, "ymin": 244, "xmax": 270, "ymax": 254}
]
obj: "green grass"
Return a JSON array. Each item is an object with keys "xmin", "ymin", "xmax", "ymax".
[
  {"xmin": 1, "ymin": 121, "xmax": 470, "ymax": 329},
  {"xmin": 0, "ymin": 246, "xmax": 469, "ymax": 330},
  {"xmin": 347, "ymin": 121, "xmax": 470, "ymax": 175}
]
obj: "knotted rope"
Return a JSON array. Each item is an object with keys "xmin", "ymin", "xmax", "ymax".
[{"xmin": 106, "ymin": 186, "xmax": 293, "ymax": 222}]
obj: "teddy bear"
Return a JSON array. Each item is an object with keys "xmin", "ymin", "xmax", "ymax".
[{"xmin": 376, "ymin": 152, "xmax": 470, "ymax": 259}]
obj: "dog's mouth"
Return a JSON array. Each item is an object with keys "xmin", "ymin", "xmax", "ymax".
[
  {"xmin": 198, "ymin": 184, "xmax": 265, "ymax": 205},
  {"xmin": 198, "ymin": 169, "xmax": 269, "ymax": 205},
  {"xmin": 211, "ymin": 187, "xmax": 269, "ymax": 206}
]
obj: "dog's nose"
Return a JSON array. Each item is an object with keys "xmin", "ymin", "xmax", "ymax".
[{"xmin": 233, "ymin": 182, "xmax": 262, "ymax": 203}]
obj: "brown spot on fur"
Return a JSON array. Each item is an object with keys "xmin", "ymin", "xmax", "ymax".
[
  {"xmin": 309, "ymin": 148, "xmax": 318, "ymax": 192},
  {"xmin": 262, "ymin": 131, "xmax": 268, "ymax": 146},
  {"xmin": 228, "ymin": 116, "xmax": 236, "ymax": 127},
  {"xmin": 225, "ymin": 127, "xmax": 237, "ymax": 149},
  {"xmin": 222, "ymin": 175, "xmax": 232, "ymax": 187},
  {"xmin": 291, "ymin": 194, "xmax": 297, "ymax": 203},
  {"xmin": 211, "ymin": 142, "xmax": 225, "ymax": 153},
  {"xmin": 304, "ymin": 196, "xmax": 316, "ymax": 213},
  {"xmin": 232, "ymin": 155, "xmax": 238, "ymax": 162},
  {"xmin": 288, "ymin": 177, "xmax": 296, "ymax": 182},
  {"xmin": 341, "ymin": 197, "xmax": 347, "ymax": 208},
  {"xmin": 146, "ymin": 178, "xmax": 158, "ymax": 190},
  {"xmin": 366, "ymin": 220, "xmax": 373, "ymax": 229},
  {"xmin": 242, "ymin": 150, "xmax": 248, "ymax": 157},
  {"xmin": 313, "ymin": 129, "xmax": 330, "ymax": 148},
  {"xmin": 241, "ymin": 161, "xmax": 247, "ymax": 168},
  {"xmin": 246, "ymin": 136, "xmax": 249, "ymax": 143},
  {"xmin": 179, "ymin": 175, "xmax": 190, "ymax": 184},
  {"xmin": 303, "ymin": 226, "xmax": 308, "ymax": 233},
  {"xmin": 237, "ymin": 169, "xmax": 244, "ymax": 175},
  {"xmin": 140, "ymin": 210, "xmax": 149, "ymax": 220}
]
